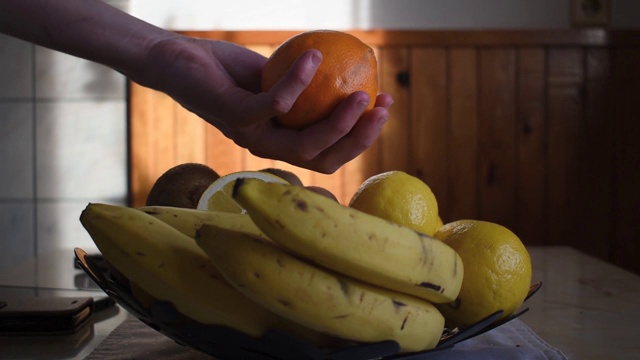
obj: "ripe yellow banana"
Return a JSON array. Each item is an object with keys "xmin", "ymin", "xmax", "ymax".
[
  {"xmin": 232, "ymin": 179, "xmax": 464, "ymax": 304},
  {"xmin": 196, "ymin": 224, "xmax": 445, "ymax": 352},
  {"xmin": 79, "ymin": 203, "xmax": 334, "ymax": 345},
  {"xmin": 138, "ymin": 205, "xmax": 266, "ymax": 239}
]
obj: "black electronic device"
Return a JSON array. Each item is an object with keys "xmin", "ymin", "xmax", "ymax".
[{"xmin": 0, "ymin": 296, "xmax": 94, "ymax": 335}]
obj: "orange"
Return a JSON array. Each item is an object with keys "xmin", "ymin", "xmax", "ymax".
[{"xmin": 262, "ymin": 30, "xmax": 378, "ymax": 129}]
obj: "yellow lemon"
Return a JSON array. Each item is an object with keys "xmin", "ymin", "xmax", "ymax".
[
  {"xmin": 435, "ymin": 215, "xmax": 444, "ymax": 233},
  {"xmin": 348, "ymin": 171, "xmax": 439, "ymax": 236},
  {"xmin": 434, "ymin": 220, "xmax": 532, "ymax": 328},
  {"xmin": 197, "ymin": 171, "xmax": 289, "ymax": 213}
]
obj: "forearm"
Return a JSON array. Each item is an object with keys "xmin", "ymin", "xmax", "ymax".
[{"xmin": 0, "ymin": 0, "xmax": 176, "ymax": 80}]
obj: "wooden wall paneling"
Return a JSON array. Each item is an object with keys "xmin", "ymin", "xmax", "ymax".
[
  {"xmin": 409, "ymin": 47, "xmax": 449, "ymax": 209},
  {"xmin": 129, "ymin": 83, "xmax": 178, "ymax": 207},
  {"xmin": 342, "ymin": 45, "xmax": 385, "ymax": 201},
  {"xmin": 321, "ymin": 124, "xmax": 372, "ymax": 203},
  {"xmin": 205, "ymin": 126, "xmax": 244, "ymax": 176},
  {"xmin": 447, "ymin": 47, "xmax": 479, "ymax": 223},
  {"xmin": 338, "ymin": 46, "xmax": 386, "ymax": 204},
  {"xmin": 175, "ymin": 104, "xmax": 207, "ymax": 165},
  {"xmin": 340, "ymin": 143, "xmax": 381, "ymax": 204},
  {"xmin": 179, "ymin": 29, "xmax": 610, "ymax": 48},
  {"xmin": 127, "ymin": 30, "xmax": 640, "ymax": 274},
  {"xmin": 477, "ymin": 48, "xmax": 518, "ymax": 227},
  {"xmin": 515, "ymin": 47, "xmax": 547, "ymax": 245},
  {"xmin": 319, "ymin": 124, "xmax": 355, "ymax": 205},
  {"xmin": 243, "ymin": 152, "xmax": 276, "ymax": 173},
  {"xmin": 242, "ymin": 45, "xmax": 278, "ymax": 172},
  {"xmin": 612, "ymin": 47, "xmax": 640, "ymax": 275},
  {"xmin": 377, "ymin": 47, "xmax": 411, "ymax": 172},
  {"xmin": 272, "ymin": 161, "xmax": 315, "ymax": 188},
  {"xmin": 247, "ymin": 44, "xmax": 275, "ymax": 57},
  {"xmin": 546, "ymin": 48, "xmax": 586, "ymax": 248},
  {"xmin": 577, "ymin": 48, "xmax": 615, "ymax": 260},
  {"xmin": 242, "ymin": 143, "xmax": 276, "ymax": 171},
  {"xmin": 310, "ymin": 172, "xmax": 342, "ymax": 203}
]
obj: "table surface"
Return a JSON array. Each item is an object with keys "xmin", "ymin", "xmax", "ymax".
[{"xmin": 0, "ymin": 245, "xmax": 638, "ymax": 359}]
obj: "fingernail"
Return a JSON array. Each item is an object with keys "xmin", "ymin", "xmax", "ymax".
[
  {"xmin": 357, "ymin": 100, "xmax": 369, "ymax": 111},
  {"xmin": 310, "ymin": 50, "xmax": 322, "ymax": 67}
]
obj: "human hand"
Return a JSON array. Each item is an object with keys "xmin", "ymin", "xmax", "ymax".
[{"xmin": 138, "ymin": 36, "xmax": 392, "ymax": 174}]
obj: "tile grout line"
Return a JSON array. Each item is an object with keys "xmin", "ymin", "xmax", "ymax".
[{"xmin": 31, "ymin": 43, "xmax": 38, "ymax": 264}]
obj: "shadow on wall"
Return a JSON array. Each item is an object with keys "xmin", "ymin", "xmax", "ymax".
[{"xmin": 365, "ymin": 0, "xmax": 570, "ymax": 29}]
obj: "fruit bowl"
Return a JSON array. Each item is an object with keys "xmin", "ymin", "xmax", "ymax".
[{"xmin": 75, "ymin": 248, "xmax": 541, "ymax": 360}]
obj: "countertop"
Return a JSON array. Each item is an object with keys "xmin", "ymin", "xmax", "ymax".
[{"xmin": 0, "ymin": 246, "xmax": 638, "ymax": 359}]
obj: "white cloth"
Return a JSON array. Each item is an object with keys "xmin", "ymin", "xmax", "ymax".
[
  {"xmin": 420, "ymin": 318, "xmax": 567, "ymax": 360},
  {"xmin": 86, "ymin": 314, "xmax": 567, "ymax": 360}
]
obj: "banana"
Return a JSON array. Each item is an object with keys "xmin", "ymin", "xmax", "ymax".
[
  {"xmin": 232, "ymin": 179, "xmax": 464, "ymax": 304},
  {"xmin": 79, "ymin": 203, "xmax": 335, "ymax": 345},
  {"xmin": 138, "ymin": 205, "xmax": 267, "ymax": 239},
  {"xmin": 196, "ymin": 224, "xmax": 445, "ymax": 352}
]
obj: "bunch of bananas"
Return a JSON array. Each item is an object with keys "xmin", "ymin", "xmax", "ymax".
[{"xmin": 79, "ymin": 179, "xmax": 464, "ymax": 353}]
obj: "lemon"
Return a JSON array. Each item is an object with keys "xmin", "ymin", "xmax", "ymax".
[
  {"xmin": 435, "ymin": 215, "xmax": 444, "ymax": 233},
  {"xmin": 434, "ymin": 220, "xmax": 532, "ymax": 328},
  {"xmin": 197, "ymin": 171, "xmax": 289, "ymax": 213},
  {"xmin": 348, "ymin": 171, "xmax": 439, "ymax": 236}
]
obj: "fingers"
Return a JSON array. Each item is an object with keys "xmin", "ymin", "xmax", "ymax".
[
  {"xmin": 164, "ymin": 38, "xmax": 390, "ymax": 173},
  {"xmin": 268, "ymin": 49, "xmax": 323, "ymax": 114},
  {"xmin": 374, "ymin": 92, "xmax": 394, "ymax": 110},
  {"xmin": 233, "ymin": 91, "xmax": 393, "ymax": 174},
  {"xmin": 294, "ymin": 91, "xmax": 372, "ymax": 161},
  {"xmin": 277, "ymin": 92, "xmax": 391, "ymax": 173},
  {"xmin": 305, "ymin": 95, "xmax": 391, "ymax": 173},
  {"xmin": 233, "ymin": 49, "xmax": 322, "ymax": 126},
  {"xmin": 210, "ymin": 41, "xmax": 267, "ymax": 92}
]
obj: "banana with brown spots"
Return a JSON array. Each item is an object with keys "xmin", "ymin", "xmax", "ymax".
[
  {"xmin": 139, "ymin": 205, "xmax": 267, "ymax": 239},
  {"xmin": 231, "ymin": 179, "xmax": 464, "ymax": 304},
  {"xmin": 79, "ymin": 203, "xmax": 336, "ymax": 345},
  {"xmin": 196, "ymin": 224, "xmax": 445, "ymax": 352}
]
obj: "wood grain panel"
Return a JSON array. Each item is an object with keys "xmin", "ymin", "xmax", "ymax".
[
  {"xmin": 447, "ymin": 48, "xmax": 478, "ymax": 223},
  {"xmin": 410, "ymin": 48, "xmax": 448, "ymax": 207},
  {"xmin": 577, "ymin": 48, "xmax": 614, "ymax": 259},
  {"xmin": 129, "ymin": 30, "xmax": 640, "ymax": 274},
  {"xmin": 205, "ymin": 126, "xmax": 243, "ymax": 176},
  {"xmin": 242, "ymin": 152, "xmax": 276, "ymax": 173},
  {"xmin": 180, "ymin": 29, "xmax": 611, "ymax": 47},
  {"xmin": 378, "ymin": 47, "xmax": 411, "ymax": 172},
  {"xmin": 273, "ymin": 161, "xmax": 314, "ymax": 187},
  {"xmin": 477, "ymin": 48, "xmax": 517, "ymax": 227},
  {"xmin": 238, "ymin": 45, "xmax": 278, "ymax": 173},
  {"xmin": 318, "ymin": 172, "xmax": 344, "ymax": 205},
  {"xmin": 339, "ymin": 45, "xmax": 383, "ymax": 204},
  {"xmin": 129, "ymin": 83, "xmax": 177, "ymax": 207},
  {"xmin": 175, "ymin": 104, "xmax": 207, "ymax": 164},
  {"xmin": 546, "ymin": 48, "xmax": 585, "ymax": 248},
  {"xmin": 515, "ymin": 47, "xmax": 547, "ymax": 245},
  {"xmin": 612, "ymin": 47, "xmax": 640, "ymax": 275}
]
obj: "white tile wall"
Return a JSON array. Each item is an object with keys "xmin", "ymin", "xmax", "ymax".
[
  {"xmin": 0, "ymin": 103, "xmax": 34, "ymax": 199},
  {"xmin": 35, "ymin": 101, "xmax": 127, "ymax": 199},
  {"xmin": 0, "ymin": 203, "xmax": 35, "ymax": 270},
  {"xmin": 35, "ymin": 47, "xmax": 126, "ymax": 100},
  {"xmin": 0, "ymin": 34, "xmax": 33, "ymax": 99},
  {"xmin": 37, "ymin": 201, "xmax": 108, "ymax": 256},
  {"xmin": 0, "ymin": 2, "xmax": 129, "ymax": 273}
]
